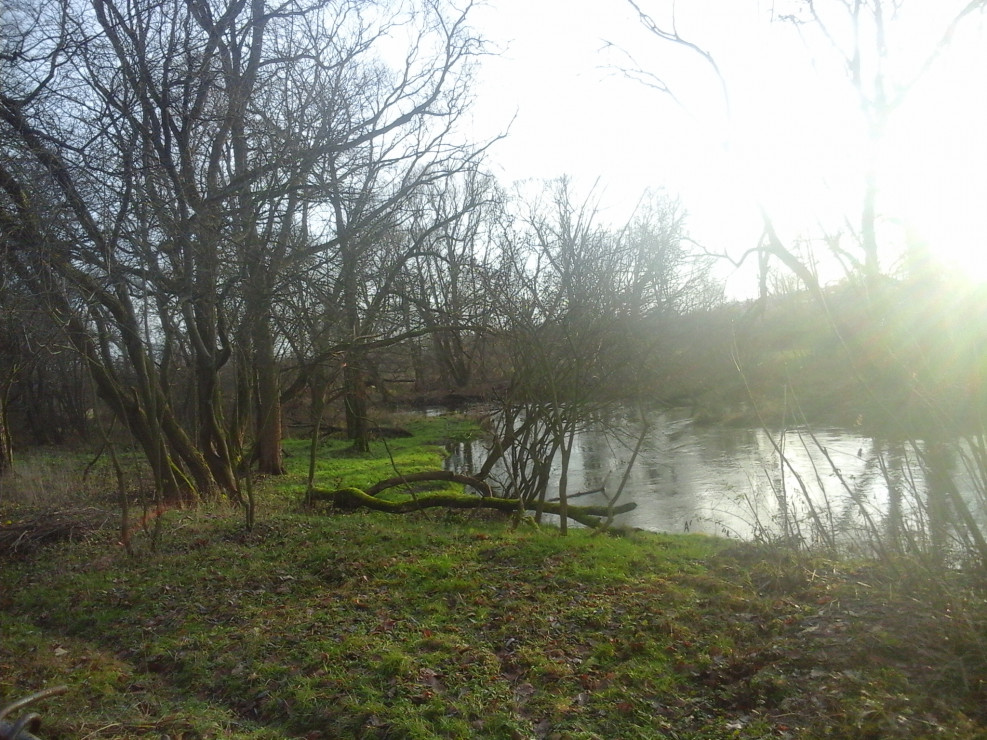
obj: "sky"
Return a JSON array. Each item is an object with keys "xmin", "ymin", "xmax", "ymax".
[{"xmin": 466, "ymin": 0, "xmax": 987, "ymax": 297}]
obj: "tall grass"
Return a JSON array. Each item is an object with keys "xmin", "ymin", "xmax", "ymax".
[
  {"xmin": 746, "ymin": 408, "xmax": 987, "ymax": 576},
  {"xmin": 0, "ymin": 450, "xmax": 98, "ymax": 507},
  {"xmin": 0, "ymin": 447, "xmax": 148, "ymax": 509}
]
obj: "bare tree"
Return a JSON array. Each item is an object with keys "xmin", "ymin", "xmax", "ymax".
[
  {"xmin": 480, "ymin": 178, "xmax": 721, "ymax": 533},
  {"xmin": 0, "ymin": 0, "xmax": 490, "ymax": 499},
  {"xmin": 405, "ymin": 171, "xmax": 502, "ymax": 390},
  {"xmin": 622, "ymin": 190, "xmax": 721, "ymax": 319}
]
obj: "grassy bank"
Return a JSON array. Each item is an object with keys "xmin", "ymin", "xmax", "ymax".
[{"xmin": 2, "ymin": 417, "xmax": 986, "ymax": 738}]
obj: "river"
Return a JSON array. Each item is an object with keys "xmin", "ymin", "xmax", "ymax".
[{"xmin": 444, "ymin": 408, "xmax": 987, "ymax": 547}]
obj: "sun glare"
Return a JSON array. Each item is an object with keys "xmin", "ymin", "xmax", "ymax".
[{"xmin": 472, "ymin": 0, "xmax": 987, "ymax": 291}]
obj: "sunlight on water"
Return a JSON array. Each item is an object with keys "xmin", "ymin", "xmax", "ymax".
[{"xmin": 447, "ymin": 410, "xmax": 987, "ymax": 547}]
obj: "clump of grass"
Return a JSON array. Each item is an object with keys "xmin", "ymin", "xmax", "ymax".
[
  {"xmin": 0, "ymin": 447, "xmax": 148, "ymax": 508},
  {"xmin": 0, "ymin": 449, "xmax": 94, "ymax": 506}
]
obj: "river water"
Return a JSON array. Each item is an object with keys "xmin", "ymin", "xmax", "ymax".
[{"xmin": 445, "ymin": 408, "xmax": 987, "ymax": 545}]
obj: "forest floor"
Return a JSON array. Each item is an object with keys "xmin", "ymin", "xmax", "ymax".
[{"xmin": 2, "ymin": 417, "xmax": 987, "ymax": 739}]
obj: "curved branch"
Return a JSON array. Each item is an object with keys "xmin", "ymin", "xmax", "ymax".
[{"xmin": 365, "ymin": 471, "xmax": 493, "ymax": 498}]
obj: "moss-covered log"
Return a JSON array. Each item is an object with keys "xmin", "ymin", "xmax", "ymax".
[
  {"xmin": 308, "ymin": 486, "xmax": 636, "ymax": 528},
  {"xmin": 365, "ymin": 471, "xmax": 494, "ymax": 498}
]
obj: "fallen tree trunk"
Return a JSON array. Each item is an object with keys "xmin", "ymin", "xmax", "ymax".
[
  {"xmin": 308, "ymin": 486, "xmax": 636, "ymax": 528},
  {"xmin": 365, "ymin": 471, "xmax": 494, "ymax": 498}
]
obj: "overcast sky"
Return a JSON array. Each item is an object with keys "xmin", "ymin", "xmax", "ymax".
[{"xmin": 467, "ymin": 0, "xmax": 987, "ymax": 296}]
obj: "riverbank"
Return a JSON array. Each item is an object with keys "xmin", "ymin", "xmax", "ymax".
[
  {"xmin": 2, "ymin": 418, "xmax": 986, "ymax": 738},
  {"xmin": 4, "ymin": 510, "xmax": 985, "ymax": 739}
]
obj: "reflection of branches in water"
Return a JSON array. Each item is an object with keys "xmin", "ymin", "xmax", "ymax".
[
  {"xmin": 767, "ymin": 430, "xmax": 917, "ymax": 555},
  {"xmin": 481, "ymin": 406, "xmax": 561, "ymax": 513},
  {"xmin": 461, "ymin": 404, "xmax": 987, "ymax": 557},
  {"xmin": 758, "ymin": 425, "xmax": 987, "ymax": 564},
  {"xmin": 952, "ymin": 434, "xmax": 987, "ymax": 522},
  {"xmin": 788, "ymin": 428, "xmax": 882, "ymax": 549},
  {"xmin": 475, "ymin": 404, "xmax": 656, "ymax": 529}
]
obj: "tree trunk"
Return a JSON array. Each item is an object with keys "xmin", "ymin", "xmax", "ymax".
[
  {"xmin": 0, "ymin": 388, "xmax": 12, "ymax": 476},
  {"xmin": 365, "ymin": 470, "xmax": 494, "ymax": 498},
  {"xmin": 253, "ymin": 313, "xmax": 285, "ymax": 474},
  {"xmin": 192, "ymin": 354, "xmax": 240, "ymax": 500},
  {"xmin": 184, "ymin": 248, "xmax": 240, "ymax": 501},
  {"xmin": 434, "ymin": 330, "xmax": 473, "ymax": 388},
  {"xmin": 861, "ymin": 168, "xmax": 881, "ymax": 288},
  {"xmin": 557, "ymin": 426, "xmax": 574, "ymax": 536},
  {"xmin": 343, "ymin": 358, "xmax": 371, "ymax": 453}
]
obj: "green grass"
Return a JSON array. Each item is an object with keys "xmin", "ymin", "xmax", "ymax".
[
  {"xmin": 273, "ymin": 412, "xmax": 480, "ymax": 498},
  {"xmin": 3, "ymin": 415, "xmax": 987, "ymax": 738}
]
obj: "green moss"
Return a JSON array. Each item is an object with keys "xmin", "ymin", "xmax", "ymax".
[{"xmin": 271, "ymin": 414, "xmax": 480, "ymax": 500}]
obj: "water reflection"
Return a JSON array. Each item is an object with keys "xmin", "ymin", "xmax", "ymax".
[{"xmin": 445, "ymin": 410, "xmax": 987, "ymax": 544}]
